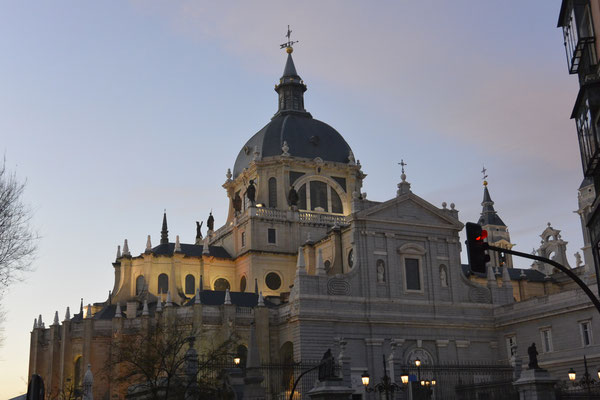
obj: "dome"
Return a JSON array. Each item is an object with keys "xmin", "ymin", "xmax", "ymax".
[
  {"xmin": 232, "ymin": 50, "xmax": 353, "ymax": 179},
  {"xmin": 233, "ymin": 113, "xmax": 352, "ymax": 178}
]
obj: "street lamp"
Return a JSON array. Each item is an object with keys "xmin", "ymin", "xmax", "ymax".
[
  {"xmin": 233, "ymin": 355, "xmax": 241, "ymax": 366},
  {"xmin": 567, "ymin": 356, "xmax": 597, "ymax": 399},
  {"xmin": 362, "ymin": 355, "xmax": 408, "ymax": 400}
]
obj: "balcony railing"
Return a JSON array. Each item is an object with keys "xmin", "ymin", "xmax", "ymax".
[{"xmin": 561, "ymin": 1, "xmax": 596, "ymax": 74}]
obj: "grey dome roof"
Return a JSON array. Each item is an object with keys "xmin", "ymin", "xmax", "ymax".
[{"xmin": 233, "ymin": 113, "xmax": 352, "ymax": 178}]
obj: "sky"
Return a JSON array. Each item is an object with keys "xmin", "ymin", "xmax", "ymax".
[{"xmin": 0, "ymin": 1, "xmax": 582, "ymax": 396}]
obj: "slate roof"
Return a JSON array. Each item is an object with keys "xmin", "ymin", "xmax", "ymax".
[
  {"xmin": 150, "ymin": 243, "xmax": 231, "ymax": 259},
  {"xmin": 478, "ymin": 186, "xmax": 506, "ymax": 227},
  {"xmin": 461, "ymin": 264, "xmax": 549, "ymax": 283},
  {"xmin": 233, "ymin": 114, "xmax": 353, "ymax": 178}
]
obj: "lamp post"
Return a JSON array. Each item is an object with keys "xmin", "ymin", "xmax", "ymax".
[
  {"xmin": 362, "ymin": 354, "xmax": 409, "ymax": 400},
  {"xmin": 567, "ymin": 355, "xmax": 599, "ymax": 399}
]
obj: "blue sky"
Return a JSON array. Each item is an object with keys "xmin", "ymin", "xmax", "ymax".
[{"xmin": 0, "ymin": 1, "xmax": 581, "ymax": 396}]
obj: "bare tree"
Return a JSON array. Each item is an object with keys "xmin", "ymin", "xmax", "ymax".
[
  {"xmin": 109, "ymin": 317, "xmax": 239, "ymax": 399},
  {"xmin": 0, "ymin": 159, "xmax": 37, "ymax": 293}
]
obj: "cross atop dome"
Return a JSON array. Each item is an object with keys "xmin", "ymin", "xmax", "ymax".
[{"xmin": 280, "ymin": 25, "xmax": 299, "ymax": 53}]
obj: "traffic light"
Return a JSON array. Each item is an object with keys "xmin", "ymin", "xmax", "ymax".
[{"xmin": 465, "ymin": 222, "xmax": 490, "ymax": 273}]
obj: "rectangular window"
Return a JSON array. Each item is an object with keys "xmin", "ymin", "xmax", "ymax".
[
  {"xmin": 241, "ymin": 231, "xmax": 246, "ymax": 248},
  {"xmin": 540, "ymin": 328, "xmax": 553, "ymax": 353},
  {"xmin": 268, "ymin": 228, "xmax": 276, "ymax": 244},
  {"xmin": 581, "ymin": 321, "xmax": 592, "ymax": 346},
  {"xmin": 505, "ymin": 335, "xmax": 517, "ymax": 358},
  {"xmin": 405, "ymin": 258, "xmax": 421, "ymax": 291}
]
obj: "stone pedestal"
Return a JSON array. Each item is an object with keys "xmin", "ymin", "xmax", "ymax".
[
  {"xmin": 513, "ymin": 368, "xmax": 557, "ymax": 400},
  {"xmin": 307, "ymin": 377, "xmax": 354, "ymax": 400}
]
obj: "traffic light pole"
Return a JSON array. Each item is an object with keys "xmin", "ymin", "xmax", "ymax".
[{"xmin": 486, "ymin": 244, "xmax": 600, "ymax": 316}]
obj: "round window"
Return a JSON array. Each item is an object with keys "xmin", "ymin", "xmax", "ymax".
[
  {"xmin": 214, "ymin": 278, "xmax": 231, "ymax": 291},
  {"xmin": 240, "ymin": 276, "xmax": 247, "ymax": 293},
  {"xmin": 265, "ymin": 272, "xmax": 282, "ymax": 290},
  {"xmin": 348, "ymin": 249, "xmax": 354, "ymax": 268}
]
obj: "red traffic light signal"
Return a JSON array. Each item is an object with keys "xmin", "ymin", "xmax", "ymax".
[{"xmin": 465, "ymin": 222, "xmax": 490, "ymax": 273}]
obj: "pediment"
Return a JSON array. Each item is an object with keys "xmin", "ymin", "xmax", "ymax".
[{"xmin": 357, "ymin": 193, "xmax": 462, "ymax": 229}]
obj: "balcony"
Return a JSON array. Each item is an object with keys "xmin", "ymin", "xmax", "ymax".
[{"xmin": 559, "ymin": 0, "xmax": 597, "ymax": 74}]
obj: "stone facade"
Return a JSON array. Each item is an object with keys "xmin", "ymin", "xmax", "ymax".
[{"xmin": 28, "ymin": 48, "xmax": 600, "ymax": 399}]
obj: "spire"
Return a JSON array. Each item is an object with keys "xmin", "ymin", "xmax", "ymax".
[
  {"xmin": 142, "ymin": 300, "xmax": 149, "ymax": 316},
  {"xmin": 478, "ymin": 179, "xmax": 506, "ymax": 227},
  {"xmin": 145, "ymin": 235, "xmax": 152, "ymax": 253},
  {"xmin": 160, "ymin": 211, "xmax": 169, "ymax": 245},
  {"xmin": 174, "ymin": 235, "xmax": 181, "ymax": 253},
  {"xmin": 86, "ymin": 304, "xmax": 92, "ymax": 319},
  {"xmin": 64, "ymin": 307, "xmax": 71, "ymax": 321},
  {"xmin": 53, "ymin": 311, "xmax": 59, "ymax": 326},
  {"xmin": 116, "ymin": 245, "xmax": 121, "ymax": 259},
  {"xmin": 296, "ymin": 247, "xmax": 306, "ymax": 275},
  {"xmin": 80, "ymin": 298, "xmax": 84, "ymax": 315},
  {"xmin": 33, "ymin": 318, "xmax": 37, "ymax": 330},
  {"xmin": 254, "ymin": 278, "xmax": 259, "ymax": 294},
  {"xmin": 122, "ymin": 240, "xmax": 130, "ymax": 256},
  {"xmin": 316, "ymin": 248, "xmax": 326, "ymax": 275},
  {"xmin": 258, "ymin": 291, "xmax": 265, "ymax": 307},
  {"xmin": 38, "ymin": 314, "xmax": 43, "ymax": 329},
  {"xmin": 115, "ymin": 303, "xmax": 122, "ymax": 318},
  {"xmin": 224, "ymin": 288, "xmax": 232, "ymax": 305},
  {"xmin": 166, "ymin": 291, "xmax": 173, "ymax": 307},
  {"xmin": 156, "ymin": 299, "xmax": 163, "ymax": 313},
  {"xmin": 195, "ymin": 288, "xmax": 201, "ymax": 304},
  {"xmin": 273, "ymin": 36, "xmax": 310, "ymax": 118}
]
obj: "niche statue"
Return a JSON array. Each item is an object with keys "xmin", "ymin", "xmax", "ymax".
[
  {"xmin": 246, "ymin": 180, "xmax": 256, "ymax": 203},
  {"xmin": 232, "ymin": 194, "xmax": 242, "ymax": 213}
]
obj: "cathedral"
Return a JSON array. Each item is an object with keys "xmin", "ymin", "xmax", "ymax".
[{"xmin": 27, "ymin": 43, "xmax": 600, "ymax": 399}]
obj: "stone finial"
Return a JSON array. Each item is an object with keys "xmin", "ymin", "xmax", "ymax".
[
  {"xmin": 33, "ymin": 318, "xmax": 37, "ymax": 330},
  {"xmin": 38, "ymin": 314, "xmax": 43, "ymax": 328},
  {"xmin": 123, "ymin": 239, "xmax": 130, "ymax": 256},
  {"xmin": 348, "ymin": 149, "xmax": 355, "ymax": 165},
  {"xmin": 115, "ymin": 303, "xmax": 122, "ymax": 318},
  {"xmin": 86, "ymin": 304, "xmax": 92, "ymax": 319},
  {"xmin": 53, "ymin": 311, "xmax": 59, "ymax": 326},
  {"xmin": 174, "ymin": 235, "xmax": 182, "ymax": 253},
  {"xmin": 82, "ymin": 364, "xmax": 93, "ymax": 400},
  {"xmin": 502, "ymin": 265, "xmax": 511, "ymax": 283},
  {"xmin": 65, "ymin": 307, "xmax": 71, "ymax": 321},
  {"xmin": 80, "ymin": 298, "xmax": 84, "ymax": 315},
  {"xmin": 450, "ymin": 203, "xmax": 456, "ymax": 210},
  {"xmin": 195, "ymin": 288, "xmax": 201, "ymax": 304},
  {"xmin": 316, "ymin": 248, "xmax": 326, "ymax": 275},
  {"xmin": 397, "ymin": 172, "xmax": 411, "ymax": 196},
  {"xmin": 145, "ymin": 235, "xmax": 152, "ymax": 252},
  {"xmin": 282, "ymin": 140, "xmax": 290, "ymax": 156},
  {"xmin": 224, "ymin": 288, "xmax": 232, "ymax": 305},
  {"xmin": 202, "ymin": 235, "xmax": 210, "ymax": 255},
  {"xmin": 296, "ymin": 247, "xmax": 306, "ymax": 275},
  {"xmin": 258, "ymin": 291, "xmax": 265, "ymax": 307},
  {"xmin": 156, "ymin": 299, "xmax": 163, "ymax": 312},
  {"xmin": 442, "ymin": 202, "xmax": 447, "ymax": 209},
  {"xmin": 226, "ymin": 168, "xmax": 232, "ymax": 181},
  {"xmin": 142, "ymin": 300, "xmax": 149, "ymax": 316},
  {"xmin": 116, "ymin": 245, "xmax": 121, "ymax": 259},
  {"xmin": 166, "ymin": 291, "xmax": 173, "ymax": 307}
]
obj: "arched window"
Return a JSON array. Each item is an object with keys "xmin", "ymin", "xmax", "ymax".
[
  {"xmin": 297, "ymin": 184, "xmax": 307, "ymax": 210},
  {"xmin": 185, "ymin": 274, "xmax": 195, "ymax": 295},
  {"xmin": 158, "ymin": 273, "xmax": 169, "ymax": 294},
  {"xmin": 136, "ymin": 275, "xmax": 145, "ymax": 295},
  {"xmin": 214, "ymin": 278, "xmax": 231, "ymax": 291},
  {"xmin": 74, "ymin": 356, "xmax": 82, "ymax": 389},
  {"xmin": 331, "ymin": 189, "xmax": 343, "ymax": 214},
  {"xmin": 268, "ymin": 177, "xmax": 277, "ymax": 208},
  {"xmin": 294, "ymin": 178, "xmax": 344, "ymax": 214}
]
